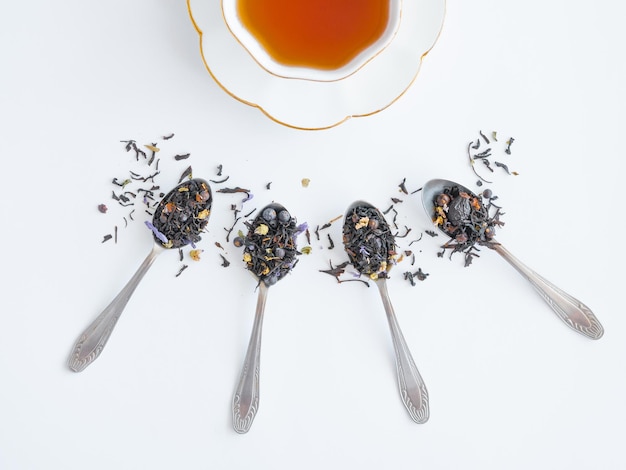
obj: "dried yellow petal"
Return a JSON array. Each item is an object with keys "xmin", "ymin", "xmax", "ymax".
[
  {"xmin": 197, "ymin": 209, "xmax": 210, "ymax": 219},
  {"xmin": 301, "ymin": 178, "xmax": 310, "ymax": 188},
  {"xmin": 355, "ymin": 217, "xmax": 369, "ymax": 230},
  {"xmin": 254, "ymin": 224, "xmax": 269, "ymax": 235},
  {"xmin": 243, "ymin": 253, "xmax": 252, "ymax": 263},
  {"xmin": 189, "ymin": 249, "xmax": 203, "ymax": 261}
]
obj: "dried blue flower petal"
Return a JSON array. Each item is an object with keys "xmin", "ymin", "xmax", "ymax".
[
  {"xmin": 295, "ymin": 222, "xmax": 309, "ymax": 234},
  {"xmin": 145, "ymin": 220, "xmax": 168, "ymax": 244}
]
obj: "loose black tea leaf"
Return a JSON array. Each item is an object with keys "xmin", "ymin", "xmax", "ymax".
[
  {"xmin": 474, "ymin": 148, "xmax": 492, "ymax": 159},
  {"xmin": 178, "ymin": 165, "xmax": 193, "ymax": 183},
  {"xmin": 224, "ymin": 217, "xmax": 241, "ymax": 242},
  {"xmin": 403, "ymin": 268, "xmax": 429, "ymax": 287},
  {"xmin": 494, "ymin": 161, "xmax": 511, "ymax": 174},
  {"xmin": 327, "ymin": 233, "xmax": 335, "ymax": 250},
  {"xmin": 408, "ymin": 233, "xmax": 423, "ymax": 245},
  {"xmin": 399, "ymin": 178, "xmax": 408, "ymax": 194},
  {"xmin": 479, "ymin": 130, "xmax": 490, "ymax": 144},
  {"xmin": 505, "ymin": 137, "xmax": 515, "ymax": 154},
  {"xmin": 130, "ymin": 170, "xmax": 160, "ymax": 183},
  {"xmin": 219, "ymin": 254, "xmax": 231, "ymax": 267},
  {"xmin": 395, "ymin": 226, "xmax": 412, "ymax": 238},
  {"xmin": 319, "ymin": 260, "xmax": 369, "ymax": 286},
  {"xmin": 163, "ymin": 133, "xmax": 175, "ymax": 140},
  {"xmin": 102, "ymin": 234, "xmax": 113, "ymax": 243},
  {"xmin": 112, "ymin": 178, "xmax": 132, "ymax": 188},
  {"xmin": 468, "ymin": 141, "xmax": 493, "ymax": 184},
  {"xmin": 146, "ymin": 143, "xmax": 158, "ymax": 166},
  {"xmin": 415, "ymin": 267, "xmax": 428, "ymax": 281},
  {"xmin": 217, "ymin": 187, "xmax": 251, "ymax": 194},
  {"xmin": 174, "ymin": 153, "xmax": 191, "ymax": 161},
  {"xmin": 210, "ymin": 176, "xmax": 230, "ymax": 184},
  {"xmin": 121, "ymin": 140, "xmax": 146, "ymax": 160},
  {"xmin": 175, "ymin": 264, "xmax": 189, "ymax": 277}
]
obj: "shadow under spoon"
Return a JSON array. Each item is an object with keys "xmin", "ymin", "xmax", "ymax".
[
  {"xmin": 232, "ymin": 203, "xmax": 300, "ymax": 433},
  {"xmin": 421, "ymin": 178, "xmax": 603, "ymax": 340},
  {"xmin": 68, "ymin": 178, "xmax": 213, "ymax": 372},
  {"xmin": 343, "ymin": 200, "xmax": 429, "ymax": 424}
]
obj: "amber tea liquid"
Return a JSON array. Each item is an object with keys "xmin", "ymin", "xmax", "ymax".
[{"xmin": 236, "ymin": 0, "xmax": 390, "ymax": 71}]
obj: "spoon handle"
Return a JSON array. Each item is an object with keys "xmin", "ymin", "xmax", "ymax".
[
  {"xmin": 492, "ymin": 243, "xmax": 603, "ymax": 340},
  {"xmin": 375, "ymin": 278, "xmax": 429, "ymax": 423},
  {"xmin": 68, "ymin": 244, "xmax": 164, "ymax": 372},
  {"xmin": 233, "ymin": 282, "xmax": 269, "ymax": 433}
]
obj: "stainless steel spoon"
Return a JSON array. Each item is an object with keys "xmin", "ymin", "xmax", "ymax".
[
  {"xmin": 68, "ymin": 178, "xmax": 213, "ymax": 372},
  {"xmin": 343, "ymin": 201, "xmax": 429, "ymax": 424},
  {"xmin": 232, "ymin": 203, "xmax": 299, "ymax": 433},
  {"xmin": 421, "ymin": 178, "xmax": 603, "ymax": 340}
]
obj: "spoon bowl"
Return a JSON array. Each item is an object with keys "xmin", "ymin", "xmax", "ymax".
[
  {"xmin": 421, "ymin": 178, "xmax": 603, "ymax": 340},
  {"xmin": 68, "ymin": 178, "xmax": 213, "ymax": 372},
  {"xmin": 343, "ymin": 200, "xmax": 429, "ymax": 423},
  {"xmin": 232, "ymin": 202, "xmax": 299, "ymax": 433}
]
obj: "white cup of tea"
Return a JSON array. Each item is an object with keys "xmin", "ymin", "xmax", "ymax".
[{"xmin": 222, "ymin": 0, "xmax": 402, "ymax": 82}]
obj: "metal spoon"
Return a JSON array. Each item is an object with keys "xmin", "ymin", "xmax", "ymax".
[
  {"xmin": 421, "ymin": 178, "xmax": 603, "ymax": 340},
  {"xmin": 343, "ymin": 201, "xmax": 429, "ymax": 424},
  {"xmin": 232, "ymin": 203, "xmax": 300, "ymax": 433},
  {"xmin": 68, "ymin": 178, "xmax": 213, "ymax": 372}
]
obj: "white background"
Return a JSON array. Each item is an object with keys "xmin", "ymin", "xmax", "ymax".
[{"xmin": 1, "ymin": 1, "xmax": 625, "ymax": 469}]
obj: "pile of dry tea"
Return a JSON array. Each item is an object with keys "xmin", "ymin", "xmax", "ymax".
[
  {"xmin": 242, "ymin": 204, "xmax": 300, "ymax": 286},
  {"xmin": 432, "ymin": 185, "xmax": 504, "ymax": 266},
  {"xmin": 147, "ymin": 178, "xmax": 212, "ymax": 249},
  {"xmin": 343, "ymin": 204, "xmax": 397, "ymax": 280}
]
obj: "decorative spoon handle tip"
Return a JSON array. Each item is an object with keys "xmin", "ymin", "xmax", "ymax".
[
  {"xmin": 232, "ymin": 282, "xmax": 269, "ymax": 433},
  {"xmin": 67, "ymin": 244, "xmax": 163, "ymax": 372},
  {"xmin": 376, "ymin": 278, "xmax": 430, "ymax": 424},
  {"xmin": 493, "ymin": 243, "xmax": 603, "ymax": 340}
]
